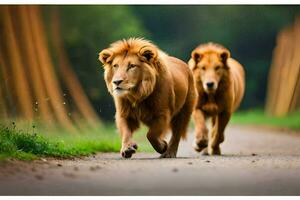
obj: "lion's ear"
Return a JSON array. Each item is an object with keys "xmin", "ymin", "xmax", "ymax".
[
  {"xmin": 188, "ymin": 58, "xmax": 196, "ymax": 70},
  {"xmin": 138, "ymin": 46, "xmax": 158, "ymax": 62},
  {"xmin": 99, "ymin": 49, "xmax": 113, "ymax": 65},
  {"xmin": 220, "ymin": 50, "xmax": 230, "ymax": 64},
  {"xmin": 191, "ymin": 51, "xmax": 203, "ymax": 64}
]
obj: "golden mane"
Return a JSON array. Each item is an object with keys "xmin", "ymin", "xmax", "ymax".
[
  {"xmin": 108, "ymin": 38, "xmax": 159, "ymax": 56},
  {"xmin": 100, "ymin": 38, "xmax": 168, "ymax": 104},
  {"xmin": 194, "ymin": 42, "xmax": 230, "ymax": 56}
]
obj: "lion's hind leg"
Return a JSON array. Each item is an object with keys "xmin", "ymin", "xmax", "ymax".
[
  {"xmin": 146, "ymin": 115, "xmax": 169, "ymax": 155},
  {"xmin": 160, "ymin": 103, "xmax": 194, "ymax": 158}
]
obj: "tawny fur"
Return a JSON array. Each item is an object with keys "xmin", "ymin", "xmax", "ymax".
[
  {"xmin": 99, "ymin": 38, "xmax": 196, "ymax": 158},
  {"xmin": 188, "ymin": 42, "xmax": 245, "ymax": 155}
]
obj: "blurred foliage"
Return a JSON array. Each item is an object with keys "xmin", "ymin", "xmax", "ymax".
[
  {"xmin": 231, "ymin": 109, "xmax": 300, "ymax": 131},
  {"xmin": 45, "ymin": 6, "xmax": 300, "ymax": 121},
  {"xmin": 131, "ymin": 5, "xmax": 300, "ymax": 110}
]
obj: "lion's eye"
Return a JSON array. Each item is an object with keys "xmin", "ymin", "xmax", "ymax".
[
  {"xmin": 127, "ymin": 64, "xmax": 137, "ymax": 70},
  {"xmin": 113, "ymin": 64, "xmax": 119, "ymax": 68},
  {"xmin": 201, "ymin": 66, "xmax": 206, "ymax": 70},
  {"xmin": 215, "ymin": 66, "xmax": 221, "ymax": 71}
]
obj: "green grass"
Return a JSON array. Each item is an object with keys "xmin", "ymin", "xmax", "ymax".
[
  {"xmin": 231, "ymin": 109, "xmax": 300, "ymax": 131},
  {"xmin": 5, "ymin": 109, "xmax": 297, "ymax": 161},
  {"xmin": 0, "ymin": 122, "xmax": 153, "ymax": 161}
]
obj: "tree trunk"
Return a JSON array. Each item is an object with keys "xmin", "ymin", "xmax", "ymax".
[
  {"xmin": 1, "ymin": 6, "xmax": 34, "ymax": 120},
  {"xmin": 0, "ymin": 51, "xmax": 8, "ymax": 119},
  {"xmin": 17, "ymin": 5, "xmax": 54, "ymax": 123},
  {"xmin": 0, "ymin": 42, "xmax": 14, "ymax": 119},
  {"xmin": 28, "ymin": 5, "xmax": 75, "ymax": 130},
  {"xmin": 50, "ymin": 7, "xmax": 100, "ymax": 127}
]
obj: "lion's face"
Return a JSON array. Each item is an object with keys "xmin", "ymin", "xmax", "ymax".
[
  {"xmin": 190, "ymin": 50, "xmax": 230, "ymax": 93},
  {"xmin": 105, "ymin": 54, "xmax": 144, "ymax": 97},
  {"xmin": 99, "ymin": 42, "xmax": 158, "ymax": 100}
]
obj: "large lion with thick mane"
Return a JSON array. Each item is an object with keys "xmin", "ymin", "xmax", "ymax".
[
  {"xmin": 99, "ymin": 38, "xmax": 196, "ymax": 158},
  {"xmin": 188, "ymin": 42, "xmax": 245, "ymax": 155}
]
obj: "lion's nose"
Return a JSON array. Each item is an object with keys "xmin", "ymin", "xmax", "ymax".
[
  {"xmin": 113, "ymin": 79, "xmax": 123, "ymax": 86},
  {"xmin": 206, "ymin": 82, "xmax": 214, "ymax": 89}
]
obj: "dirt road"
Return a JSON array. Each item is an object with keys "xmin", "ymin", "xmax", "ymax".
[{"xmin": 1, "ymin": 125, "xmax": 300, "ymax": 195}]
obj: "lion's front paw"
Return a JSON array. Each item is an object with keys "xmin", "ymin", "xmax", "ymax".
[
  {"xmin": 150, "ymin": 139, "xmax": 168, "ymax": 154},
  {"xmin": 121, "ymin": 143, "xmax": 138, "ymax": 158},
  {"xmin": 160, "ymin": 150, "xmax": 177, "ymax": 158},
  {"xmin": 193, "ymin": 138, "xmax": 208, "ymax": 153},
  {"xmin": 201, "ymin": 147, "xmax": 209, "ymax": 155},
  {"xmin": 208, "ymin": 146, "xmax": 221, "ymax": 155}
]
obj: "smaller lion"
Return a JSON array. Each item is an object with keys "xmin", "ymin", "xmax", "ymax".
[
  {"xmin": 99, "ymin": 38, "xmax": 196, "ymax": 158},
  {"xmin": 188, "ymin": 42, "xmax": 245, "ymax": 155}
]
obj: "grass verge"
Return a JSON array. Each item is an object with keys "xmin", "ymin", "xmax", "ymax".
[
  {"xmin": 231, "ymin": 109, "xmax": 300, "ymax": 131},
  {"xmin": 0, "ymin": 122, "xmax": 153, "ymax": 161}
]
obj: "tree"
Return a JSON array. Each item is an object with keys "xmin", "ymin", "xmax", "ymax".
[
  {"xmin": 0, "ymin": 5, "xmax": 101, "ymax": 130},
  {"xmin": 50, "ymin": 6, "xmax": 100, "ymax": 127}
]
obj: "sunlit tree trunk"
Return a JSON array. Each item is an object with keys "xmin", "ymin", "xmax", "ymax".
[
  {"xmin": 17, "ymin": 6, "xmax": 54, "ymax": 123},
  {"xmin": 0, "ymin": 52, "xmax": 8, "ymax": 119},
  {"xmin": 50, "ymin": 7, "xmax": 100, "ymax": 127},
  {"xmin": 266, "ymin": 17, "xmax": 300, "ymax": 116},
  {"xmin": 266, "ymin": 27, "xmax": 292, "ymax": 115},
  {"xmin": 273, "ymin": 27, "xmax": 293, "ymax": 116},
  {"xmin": 0, "ymin": 87, "xmax": 7, "ymax": 119},
  {"xmin": 265, "ymin": 30, "xmax": 283, "ymax": 114},
  {"xmin": 289, "ymin": 18, "xmax": 300, "ymax": 113},
  {"xmin": 0, "ymin": 43, "xmax": 12, "ymax": 119},
  {"xmin": 1, "ymin": 6, "xmax": 34, "ymax": 120},
  {"xmin": 0, "ymin": 5, "xmax": 100, "ymax": 130},
  {"xmin": 28, "ymin": 5, "xmax": 75, "ymax": 130}
]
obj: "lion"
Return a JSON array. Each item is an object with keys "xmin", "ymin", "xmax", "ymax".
[
  {"xmin": 188, "ymin": 42, "xmax": 245, "ymax": 155},
  {"xmin": 98, "ymin": 38, "xmax": 196, "ymax": 158}
]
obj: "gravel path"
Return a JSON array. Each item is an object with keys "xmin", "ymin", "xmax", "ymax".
[{"xmin": 1, "ymin": 125, "xmax": 300, "ymax": 195}]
